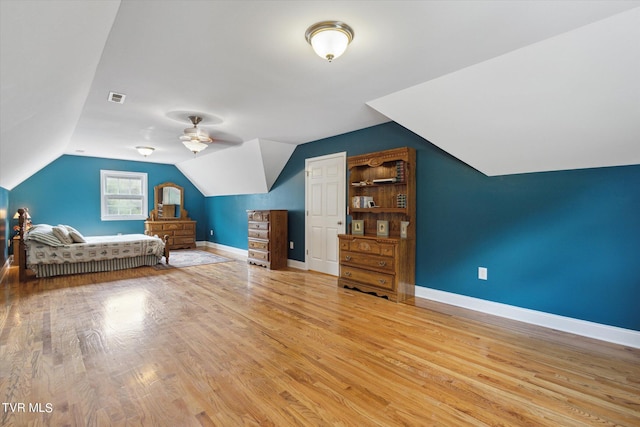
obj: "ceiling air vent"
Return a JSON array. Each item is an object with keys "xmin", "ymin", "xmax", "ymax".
[{"xmin": 107, "ymin": 91, "xmax": 126, "ymax": 104}]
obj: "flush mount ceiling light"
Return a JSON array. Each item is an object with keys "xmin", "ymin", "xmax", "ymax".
[
  {"xmin": 305, "ymin": 21, "xmax": 354, "ymax": 62},
  {"xmin": 135, "ymin": 146, "xmax": 155, "ymax": 157}
]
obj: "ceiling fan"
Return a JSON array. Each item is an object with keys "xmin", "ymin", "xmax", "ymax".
[{"xmin": 180, "ymin": 115, "xmax": 212, "ymax": 154}]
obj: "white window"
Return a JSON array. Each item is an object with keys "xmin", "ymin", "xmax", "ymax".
[{"xmin": 100, "ymin": 170, "xmax": 148, "ymax": 221}]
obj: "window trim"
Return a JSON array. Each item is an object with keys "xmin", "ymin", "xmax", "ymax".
[{"xmin": 100, "ymin": 170, "xmax": 148, "ymax": 221}]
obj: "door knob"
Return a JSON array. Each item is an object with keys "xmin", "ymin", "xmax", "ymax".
[{"xmin": 337, "ymin": 221, "xmax": 343, "ymax": 225}]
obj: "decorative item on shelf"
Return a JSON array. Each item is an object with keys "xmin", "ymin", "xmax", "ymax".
[
  {"xmin": 305, "ymin": 21, "xmax": 354, "ymax": 62},
  {"xmin": 372, "ymin": 177, "xmax": 397, "ymax": 184},
  {"xmin": 376, "ymin": 220, "xmax": 389, "ymax": 237},
  {"xmin": 352, "ymin": 220, "xmax": 364, "ymax": 235},
  {"xmin": 396, "ymin": 193, "xmax": 407, "ymax": 208},
  {"xmin": 396, "ymin": 160, "xmax": 406, "ymax": 182},
  {"xmin": 400, "ymin": 221, "xmax": 410, "ymax": 239}
]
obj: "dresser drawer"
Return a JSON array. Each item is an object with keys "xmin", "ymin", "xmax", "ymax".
[
  {"xmin": 347, "ymin": 238, "xmax": 395, "ymax": 257},
  {"xmin": 248, "ymin": 239, "xmax": 269, "ymax": 250},
  {"xmin": 341, "ymin": 251, "xmax": 394, "ymax": 272},
  {"xmin": 173, "ymin": 236, "xmax": 195, "ymax": 245},
  {"xmin": 248, "ymin": 229, "xmax": 269, "ymax": 239},
  {"xmin": 146, "ymin": 223, "xmax": 164, "ymax": 233},
  {"xmin": 247, "ymin": 211, "xmax": 270, "ymax": 222},
  {"xmin": 163, "ymin": 222, "xmax": 184, "ymax": 231},
  {"xmin": 340, "ymin": 266, "xmax": 395, "ymax": 291},
  {"xmin": 248, "ymin": 249, "xmax": 269, "ymax": 261},
  {"xmin": 249, "ymin": 221, "xmax": 270, "ymax": 231},
  {"xmin": 174, "ymin": 228, "xmax": 194, "ymax": 236}
]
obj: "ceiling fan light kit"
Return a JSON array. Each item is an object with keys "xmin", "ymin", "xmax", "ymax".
[
  {"xmin": 180, "ymin": 115, "xmax": 213, "ymax": 154},
  {"xmin": 305, "ymin": 21, "xmax": 354, "ymax": 62},
  {"xmin": 182, "ymin": 139, "xmax": 209, "ymax": 154}
]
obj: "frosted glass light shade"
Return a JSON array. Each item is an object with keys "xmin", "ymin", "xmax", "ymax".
[
  {"xmin": 182, "ymin": 139, "xmax": 208, "ymax": 154},
  {"xmin": 305, "ymin": 21, "xmax": 354, "ymax": 62},
  {"xmin": 135, "ymin": 146, "xmax": 155, "ymax": 157},
  {"xmin": 311, "ymin": 30, "xmax": 349, "ymax": 61}
]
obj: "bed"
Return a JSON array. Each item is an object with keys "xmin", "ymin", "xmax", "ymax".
[{"xmin": 16, "ymin": 209, "xmax": 170, "ymax": 280}]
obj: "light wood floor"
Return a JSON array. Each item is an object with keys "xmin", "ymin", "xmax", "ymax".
[{"xmin": 1, "ymin": 249, "xmax": 639, "ymax": 426}]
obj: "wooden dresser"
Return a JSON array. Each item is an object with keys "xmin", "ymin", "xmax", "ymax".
[
  {"xmin": 338, "ymin": 234, "xmax": 415, "ymax": 302},
  {"xmin": 247, "ymin": 210, "xmax": 288, "ymax": 270},
  {"xmin": 144, "ymin": 220, "xmax": 196, "ymax": 249}
]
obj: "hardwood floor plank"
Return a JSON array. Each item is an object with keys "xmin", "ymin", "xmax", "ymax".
[{"xmin": 1, "ymin": 251, "xmax": 638, "ymax": 426}]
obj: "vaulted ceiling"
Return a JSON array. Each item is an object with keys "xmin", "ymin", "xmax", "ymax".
[{"xmin": 1, "ymin": 1, "xmax": 638, "ymax": 194}]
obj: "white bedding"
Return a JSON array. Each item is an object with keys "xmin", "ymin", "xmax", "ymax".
[{"xmin": 25, "ymin": 233, "xmax": 165, "ymax": 265}]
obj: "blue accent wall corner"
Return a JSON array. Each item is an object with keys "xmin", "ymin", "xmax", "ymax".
[{"xmin": 205, "ymin": 122, "xmax": 640, "ymax": 331}]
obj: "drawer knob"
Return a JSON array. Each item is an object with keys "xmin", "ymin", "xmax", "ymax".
[
  {"xmin": 345, "ymin": 255, "xmax": 352, "ymax": 261},
  {"xmin": 378, "ymin": 261, "xmax": 386, "ymax": 267},
  {"xmin": 378, "ymin": 279, "xmax": 387, "ymax": 284},
  {"xmin": 344, "ymin": 271, "xmax": 352, "ymax": 277}
]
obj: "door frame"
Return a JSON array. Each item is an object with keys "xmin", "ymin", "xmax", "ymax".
[{"xmin": 304, "ymin": 151, "xmax": 347, "ymax": 274}]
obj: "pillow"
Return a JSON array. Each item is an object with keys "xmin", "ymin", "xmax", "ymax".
[
  {"xmin": 52, "ymin": 225, "xmax": 74, "ymax": 245},
  {"xmin": 64, "ymin": 225, "xmax": 86, "ymax": 243},
  {"xmin": 25, "ymin": 225, "xmax": 64, "ymax": 247}
]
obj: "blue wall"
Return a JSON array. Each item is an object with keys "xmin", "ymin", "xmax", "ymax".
[
  {"xmin": 9, "ymin": 155, "xmax": 207, "ymax": 239},
  {"xmin": 206, "ymin": 122, "xmax": 640, "ymax": 331},
  {"xmin": 0, "ymin": 186, "xmax": 8, "ymax": 267}
]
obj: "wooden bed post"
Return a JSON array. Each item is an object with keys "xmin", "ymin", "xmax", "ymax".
[
  {"xmin": 17, "ymin": 208, "xmax": 27, "ymax": 282},
  {"xmin": 163, "ymin": 234, "xmax": 170, "ymax": 264}
]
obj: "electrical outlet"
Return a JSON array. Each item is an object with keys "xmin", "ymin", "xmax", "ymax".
[
  {"xmin": 478, "ymin": 267, "xmax": 488, "ymax": 280},
  {"xmin": 210, "ymin": 229, "xmax": 214, "ymax": 236},
  {"xmin": 289, "ymin": 241, "xmax": 294, "ymax": 249}
]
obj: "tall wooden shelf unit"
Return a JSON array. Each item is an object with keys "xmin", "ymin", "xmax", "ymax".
[{"xmin": 338, "ymin": 147, "xmax": 416, "ymax": 302}]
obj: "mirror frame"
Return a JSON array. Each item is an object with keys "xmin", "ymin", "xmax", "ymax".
[{"xmin": 149, "ymin": 182, "xmax": 189, "ymax": 220}]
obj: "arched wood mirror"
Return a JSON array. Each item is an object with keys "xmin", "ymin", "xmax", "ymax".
[{"xmin": 149, "ymin": 182, "xmax": 190, "ymax": 220}]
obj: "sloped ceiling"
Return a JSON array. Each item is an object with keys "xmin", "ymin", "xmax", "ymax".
[
  {"xmin": 0, "ymin": 0, "xmax": 120, "ymax": 189},
  {"xmin": 177, "ymin": 139, "xmax": 296, "ymax": 196},
  {"xmin": 368, "ymin": 8, "xmax": 640, "ymax": 175},
  {"xmin": 1, "ymin": 1, "xmax": 639, "ymax": 193}
]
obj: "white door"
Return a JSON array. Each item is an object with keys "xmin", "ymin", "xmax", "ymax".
[{"xmin": 305, "ymin": 152, "xmax": 346, "ymax": 275}]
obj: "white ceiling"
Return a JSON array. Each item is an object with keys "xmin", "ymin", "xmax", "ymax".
[{"xmin": 1, "ymin": 1, "xmax": 639, "ymax": 193}]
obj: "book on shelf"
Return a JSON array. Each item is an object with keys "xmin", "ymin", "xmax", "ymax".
[{"xmin": 352, "ymin": 196, "xmax": 373, "ymax": 208}]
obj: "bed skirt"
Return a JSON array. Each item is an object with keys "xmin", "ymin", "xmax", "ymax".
[{"xmin": 29, "ymin": 255, "xmax": 162, "ymax": 278}]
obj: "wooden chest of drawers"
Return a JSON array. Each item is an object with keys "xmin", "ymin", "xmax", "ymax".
[
  {"xmin": 338, "ymin": 234, "xmax": 415, "ymax": 302},
  {"xmin": 144, "ymin": 220, "xmax": 196, "ymax": 250},
  {"xmin": 247, "ymin": 210, "xmax": 287, "ymax": 270}
]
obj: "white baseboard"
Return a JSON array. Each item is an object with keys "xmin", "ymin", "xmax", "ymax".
[
  {"xmin": 415, "ymin": 287, "xmax": 640, "ymax": 349},
  {"xmin": 198, "ymin": 241, "xmax": 248, "ymax": 257},
  {"xmin": 287, "ymin": 259, "xmax": 306, "ymax": 270}
]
